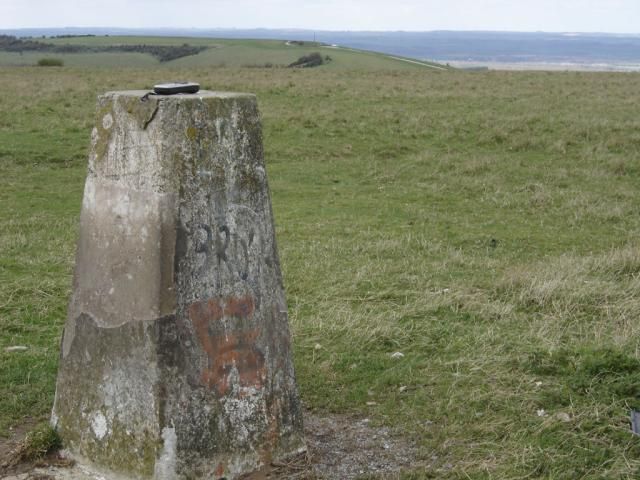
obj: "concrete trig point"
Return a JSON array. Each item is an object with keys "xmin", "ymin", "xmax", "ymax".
[{"xmin": 52, "ymin": 90, "xmax": 305, "ymax": 479}]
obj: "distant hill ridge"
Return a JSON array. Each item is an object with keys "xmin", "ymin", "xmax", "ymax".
[{"xmin": 0, "ymin": 35, "xmax": 451, "ymax": 70}]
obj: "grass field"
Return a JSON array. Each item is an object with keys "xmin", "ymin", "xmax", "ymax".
[
  {"xmin": 1, "ymin": 58, "xmax": 640, "ymax": 478},
  {"xmin": 0, "ymin": 36, "xmax": 447, "ymax": 70}
]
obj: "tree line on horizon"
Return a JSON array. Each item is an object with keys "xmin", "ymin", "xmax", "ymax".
[{"xmin": 0, "ymin": 35, "xmax": 207, "ymax": 62}]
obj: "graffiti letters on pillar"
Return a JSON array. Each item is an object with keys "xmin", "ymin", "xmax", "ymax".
[{"xmin": 193, "ymin": 221, "xmax": 256, "ymax": 282}]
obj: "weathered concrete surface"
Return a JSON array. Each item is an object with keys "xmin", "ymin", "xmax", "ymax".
[{"xmin": 52, "ymin": 91, "xmax": 305, "ymax": 479}]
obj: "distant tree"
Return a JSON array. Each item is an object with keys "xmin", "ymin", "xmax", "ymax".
[
  {"xmin": 37, "ymin": 58, "xmax": 64, "ymax": 67},
  {"xmin": 288, "ymin": 52, "xmax": 325, "ymax": 68}
]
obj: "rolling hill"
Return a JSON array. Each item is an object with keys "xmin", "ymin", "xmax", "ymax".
[{"xmin": 0, "ymin": 35, "xmax": 450, "ymax": 70}]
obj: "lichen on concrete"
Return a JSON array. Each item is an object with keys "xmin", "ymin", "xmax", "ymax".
[{"xmin": 52, "ymin": 90, "xmax": 305, "ymax": 480}]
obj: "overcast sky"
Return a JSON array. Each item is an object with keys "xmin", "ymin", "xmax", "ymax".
[{"xmin": 2, "ymin": 0, "xmax": 639, "ymax": 33}]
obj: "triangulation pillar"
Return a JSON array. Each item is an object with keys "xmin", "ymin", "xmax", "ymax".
[{"xmin": 52, "ymin": 90, "xmax": 305, "ymax": 479}]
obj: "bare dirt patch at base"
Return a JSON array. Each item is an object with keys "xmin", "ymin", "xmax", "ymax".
[
  {"xmin": 303, "ymin": 412, "xmax": 425, "ymax": 479},
  {"xmin": 1, "ymin": 411, "xmax": 426, "ymax": 479},
  {"xmin": 0, "ymin": 418, "xmax": 40, "ymax": 476}
]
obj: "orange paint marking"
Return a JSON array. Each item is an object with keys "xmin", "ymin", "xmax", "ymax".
[{"xmin": 189, "ymin": 295, "xmax": 265, "ymax": 395}]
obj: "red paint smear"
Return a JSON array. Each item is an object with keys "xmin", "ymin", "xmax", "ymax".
[{"xmin": 189, "ymin": 296, "xmax": 265, "ymax": 395}]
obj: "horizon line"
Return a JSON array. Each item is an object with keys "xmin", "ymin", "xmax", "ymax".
[{"xmin": 1, "ymin": 26, "xmax": 639, "ymax": 36}]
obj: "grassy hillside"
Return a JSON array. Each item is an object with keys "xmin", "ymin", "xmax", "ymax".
[
  {"xmin": 0, "ymin": 35, "xmax": 448, "ymax": 70},
  {"xmin": 2, "ymin": 63, "xmax": 640, "ymax": 478}
]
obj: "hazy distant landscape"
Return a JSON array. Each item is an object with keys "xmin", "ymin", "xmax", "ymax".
[{"xmin": 3, "ymin": 27, "xmax": 640, "ymax": 70}]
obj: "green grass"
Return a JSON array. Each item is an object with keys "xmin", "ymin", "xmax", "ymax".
[
  {"xmin": 0, "ymin": 50, "xmax": 158, "ymax": 67},
  {"xmin": 1, "ymin": 63, "xmax": 640, "ymax": 478}
]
